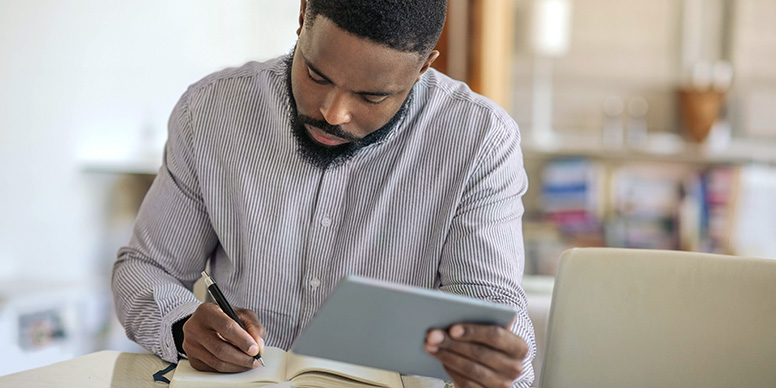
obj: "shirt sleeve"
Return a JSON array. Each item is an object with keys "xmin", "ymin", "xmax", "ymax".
[
  {"xmin": 437, "ymin": 117, "xmax": 536, "ymax": 388},
  {"xmin": 111, "ymin": 89, "xmax": 217, "ymax": 363}
]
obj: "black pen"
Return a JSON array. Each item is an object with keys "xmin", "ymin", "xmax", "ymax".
[{"xmin": 201, "ymin": 271, "xmax": 265, "ymax": 367}]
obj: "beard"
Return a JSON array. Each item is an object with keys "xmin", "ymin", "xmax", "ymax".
[{"xmin": 283, "ymin": 52, "xmax": 412, "ymax": 170}]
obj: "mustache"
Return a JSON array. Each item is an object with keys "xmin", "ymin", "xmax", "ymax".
[{"xmin": 296, "ymin": 114, "xmax": 363, "ymax": 143}]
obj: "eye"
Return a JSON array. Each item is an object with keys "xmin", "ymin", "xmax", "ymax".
[
  {"xmin": 307, "ymin": 69, "xmax": 329, "ymax": 85},
  {"xmin": 361, "ymin": 95, "xmax": 388, "ymax": 105}
]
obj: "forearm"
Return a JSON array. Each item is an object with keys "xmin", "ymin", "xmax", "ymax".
[
  {"xmin": 439, "ymin": 118, "xmax": 536, "ymax": 386},
  {"xmin": 438, "ymin": 198, "xmax": 537, "ymax": 384},
  {"xmin": 110, "ymin": 90, "xmax": 221, "ymax": 362}
]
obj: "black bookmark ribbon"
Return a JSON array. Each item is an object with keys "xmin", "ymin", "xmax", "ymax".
[{"xmin": 153, "ymin": 363, "xmax": 177, "ymax": 384}]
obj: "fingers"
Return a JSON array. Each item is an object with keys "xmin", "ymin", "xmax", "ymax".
[
  {"xmin": 215, "ymin": 310, "xmax": 260, "ymax": 356},
  {"xmin": 236, "ymin": 308, "xmax": 266, "ymax": 356},
  {"xmin": 448, "ymin": 324, "xmax": 528, "ymax": 360},
  {"xmin": 182, "ymin": 303, "xmax": 263, "ymax": 372},
  {"xmin": 426, "ymin": 331, "xmax": 520, "ymax": 386},
  {"xmin": 445, "ymin": 367, "xmax": 487, "ymax": 388},
  {"xmin": 432, "ymin": 332, "xmax": 523, "ymax": 377},
  {"xmin": 186, "ymin": 340, "xmax": 260, "ymax": 373},
  {"xmin": 425, "ymin": 325, "xmax": 528, "ymax": 388},
  {"xmin": 436, "ymin": 349, "xmax": 509, "ymax": 388}
]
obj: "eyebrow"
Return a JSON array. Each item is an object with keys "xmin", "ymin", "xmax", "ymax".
[{"xmin": 303, "ymin": 56, "xmax": 395, "ymax": 97}]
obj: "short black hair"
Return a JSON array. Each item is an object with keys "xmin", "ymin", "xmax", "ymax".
[{"xmin": 305, "ymin": 0, "xmax": 447, "ymax": 55}]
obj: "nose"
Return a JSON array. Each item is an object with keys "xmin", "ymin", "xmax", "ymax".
[{"xmin": 320, "ymin": 89, "xmax": 352, "ymax": 126}]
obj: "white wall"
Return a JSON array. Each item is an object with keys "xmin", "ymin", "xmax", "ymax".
[
  {"xmin": 0, "ymin": 0, "xmax": 299, "ymax": 369},
  {"xmin": 511, "ymin": 0, "xmax": 776, "ymax": 139},
  {"xmin": 0, "ymin": 0, "xmax": 298, "ymax": 281}
]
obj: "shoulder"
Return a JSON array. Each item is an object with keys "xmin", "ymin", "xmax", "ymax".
[
  {"xmin": 417, "ymin": 69, "xmax": 518, "ymax": 138},
  {"xmin": 412, "ymin": 68, "xmax": 522, "ymax": 161},
  {"xmin": 178, "ymin": 56, "xmax": 287, "ymax": 110}
]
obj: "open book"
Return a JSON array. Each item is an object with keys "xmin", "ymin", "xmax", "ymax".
[{"xmin": 169, "ymin": 346, "xmax": 403, "ymax": 388}]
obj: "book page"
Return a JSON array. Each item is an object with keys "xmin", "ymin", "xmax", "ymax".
[
  {"xmin": 285, "ymin": 352, "xmax": 402, "ymax": 388},
  {"xmin": 170, "ymin": 347, "xmax": 288, "ymax": 388}
]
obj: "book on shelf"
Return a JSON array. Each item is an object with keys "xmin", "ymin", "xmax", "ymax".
[
  {"xmin": 703, "ymin": 165, "xmax": 738, "ymax": 253},
  {"xmin": 532, "ymin": 154, "xmax": 776, "ymax": 259},
  {"xmin": 678, "ymin": 165, "xmax": 739, "ymax": 253},
  {"xmin": 610, "ymin": 164, "xmax": 687, "ymax": 249},
  {"xmin": 169, "ymin": 346, "xmax": 403, "ymax": 388},
  {"xmin": 540, "ymin": 158, "xmax": 603, "ymax": 233}
]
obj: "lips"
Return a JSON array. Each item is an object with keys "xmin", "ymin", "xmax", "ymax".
[{"xmin": 305, "ymin": 124, "xmax": 349, "ymax": 146}]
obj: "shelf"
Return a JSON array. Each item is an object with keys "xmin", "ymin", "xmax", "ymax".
[
  {"xmin": 77, "ymin": 135, "xmax": 776, "ymax": 172},
  {"xmin": 522, "ymin": 134, "xmax": 776, "ymax": 165},
  {"xmin": 79, "ymin": 153, "xmax": 162, "ymax": 175}
]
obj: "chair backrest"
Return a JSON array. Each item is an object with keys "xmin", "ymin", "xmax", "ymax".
[{"xmin": 540, "ymin": 248, "xmax": 776, "ymax": 388}]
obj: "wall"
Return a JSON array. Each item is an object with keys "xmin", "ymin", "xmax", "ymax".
[
  {"xmin": 0, "ymin": 0, "xmax": 299, "ymax": 370},
  {"xmin": 511, "ymin": 0, "xmax": 776, "ymax": 139},
  {"xmin": 733, "ymin": 0, "xmax": 776, "ymax": 137},
  {"xmin": 0, "ymin": 0, "xmax": 298, "ymax": 281}
]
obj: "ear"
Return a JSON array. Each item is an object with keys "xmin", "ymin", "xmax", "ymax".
[
  {"xmin": 297, "ymin": 0, "xmax": 307, "ymax": 36},
  {"xmin": 416, "ymin": 50, "xmax": 441, "ymax": 82}
]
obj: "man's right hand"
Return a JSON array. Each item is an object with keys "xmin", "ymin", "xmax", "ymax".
[{"xmin": 182, "ymin": 303, "xmax": 266, "ymax": 373}]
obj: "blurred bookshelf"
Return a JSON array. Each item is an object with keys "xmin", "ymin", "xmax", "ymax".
[
  {"xmin": 521, "ymin": 134, "xmax": 776, "ymax": 277},
  {"xmin": 522, "ymin": 134, "xmax": 776, "ymax": 165}
]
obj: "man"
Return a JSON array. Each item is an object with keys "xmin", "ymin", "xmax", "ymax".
[{"xmin": 112, "ymin": 0, "xmax": 536, "ymax": 387}]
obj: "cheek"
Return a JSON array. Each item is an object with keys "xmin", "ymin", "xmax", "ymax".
[
  {"xmin": 354, "ymin": 106, "xmax": 396, "ymax": 133},
  {"xmin": 291, "ymin": 72, "xmax": 319, "ymax": 117}
]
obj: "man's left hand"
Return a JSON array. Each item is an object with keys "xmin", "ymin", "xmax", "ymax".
[{"xmin": 425, "ymin": 323, "xmax": 528, "ymax": 388}]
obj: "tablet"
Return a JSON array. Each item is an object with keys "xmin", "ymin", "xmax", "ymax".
[{"xmin": 290, "ymin": 275, "xmax": 516, "ymax": 380}]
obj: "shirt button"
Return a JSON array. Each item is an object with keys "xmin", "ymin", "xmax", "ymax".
[
  {"xmin": 309, "ymin": 278, "xmax": 321, "ymax": 289},
  {"xmin": 320, "ymin": 217, "xmax": 332, "ymax": 227}
]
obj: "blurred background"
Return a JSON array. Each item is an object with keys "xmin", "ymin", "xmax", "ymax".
[
  {"xmin": 0, "ymin": 0, "xmax": 299, "ymax": 375},
  {"xmin": 1, "ymin": 0, "xmax": 774, "ymax": 382}
]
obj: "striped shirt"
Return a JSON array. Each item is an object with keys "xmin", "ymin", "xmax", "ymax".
[{"xmin": 112, "ymin": 56, "xmax": 535, "ymax": 386}]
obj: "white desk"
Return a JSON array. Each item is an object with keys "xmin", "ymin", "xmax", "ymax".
[
  {"xmin": 0, "ymin": 351, "xmax": 167, "ymax": 388},
  {"xmin": 0, "ymin": 351, "xmax": 446, "ymax": 388},
  {"xmin": 0, "ymin": 282, "xmax": 554, "ymax": 388}
]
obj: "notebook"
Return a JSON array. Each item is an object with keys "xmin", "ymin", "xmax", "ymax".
[{"xmin": 169, "ymin": 346, "xmax": 402, "ymax": 388}]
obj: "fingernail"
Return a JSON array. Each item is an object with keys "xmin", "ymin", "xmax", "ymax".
[
  {"xmin": 248, "ymin": 345, "xmax": 259, "ymax": 356},
  {"xmin": 252, "ymin": 359, "xmax": 260, "ymax": 368},
  {"xmin": 428, "ymin": 330, "xmax": 444, "ymax": 344},
  {"xmin": 258, "ymin": 337, "xmax": 265, "ymax": 353},
  {"xmin": 450, "ymin": 325, "xmax": 464, "ymax": 338}
]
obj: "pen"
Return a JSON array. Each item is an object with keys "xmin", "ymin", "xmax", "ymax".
[{"xmin": 201, "ymin": 271, "xmax": 265, "ymax": 367}]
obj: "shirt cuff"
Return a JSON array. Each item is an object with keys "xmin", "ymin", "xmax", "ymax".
[{"xmin": 160, "ymin": 301, "xmax": 201, "ymax": 363}]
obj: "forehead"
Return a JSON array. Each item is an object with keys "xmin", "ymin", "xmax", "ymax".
[{"xmin": 299, "ymin": 16, "xmax": 423, "ymax": 92}]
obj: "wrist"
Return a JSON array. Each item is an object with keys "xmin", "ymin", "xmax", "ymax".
[{"xmin": 172, "ymin": 315, "xmax": 192, "ymax": 356}]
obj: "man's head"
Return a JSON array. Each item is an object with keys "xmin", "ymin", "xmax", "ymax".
[
  {"xmin": 287, "ymin": 0, "xmax": 446, "ymax": 168},
  {"xmin": 302, "ymin": 0, "xmax": 447, "ymax": 56}
]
